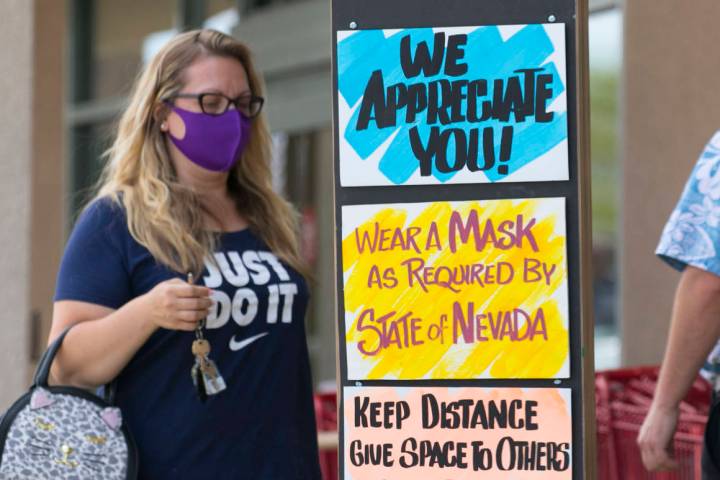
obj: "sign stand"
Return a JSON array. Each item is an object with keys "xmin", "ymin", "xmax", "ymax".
[{"xmin": 331, "ymin": 1, "xmax": 594, "ymax": 478}]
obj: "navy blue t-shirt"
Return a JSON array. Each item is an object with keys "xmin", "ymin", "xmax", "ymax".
[{"xmin": 54, "ymin": 197, "xmax": 321, "ymax": 480}]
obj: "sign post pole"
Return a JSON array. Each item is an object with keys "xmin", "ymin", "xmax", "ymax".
[{"xmin": 575, "ymin": 1, "xmax": 596, "ymax": 478}]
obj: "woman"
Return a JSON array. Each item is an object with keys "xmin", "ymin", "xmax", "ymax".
[{"xmin": 48, "ymin": 29, "xmax": 321, "ymax": 479}]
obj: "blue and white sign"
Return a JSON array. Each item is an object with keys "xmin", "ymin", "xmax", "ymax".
[{"xmin": 337, "ymin": 24, "xmax": 569, "ymax": 186}]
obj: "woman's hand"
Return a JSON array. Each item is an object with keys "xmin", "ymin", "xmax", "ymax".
[
  {"xmin": 141, "ymin": 278, "xmax": 213, "ymax": 331},
  {"xmin": 637, "ymin": 403, "xmax": 680, "ymax": 472}
]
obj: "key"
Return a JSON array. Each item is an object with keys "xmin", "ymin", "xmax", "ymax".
[
  {"xmin": 187, "ymin": 271, "xmax": 227, "ymax": 400},
  {"xmin": 191, "ymin": 360, "xmax": 207, "ymax": 402},
  {"xmin": 192, "ymin": 339, "xmax": 210, "ymax": 357}
]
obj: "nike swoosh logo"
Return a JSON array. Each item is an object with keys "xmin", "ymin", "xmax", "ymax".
[{"xmin": 229, "ymin": 332, "xmax": 269, "ymax": 351}]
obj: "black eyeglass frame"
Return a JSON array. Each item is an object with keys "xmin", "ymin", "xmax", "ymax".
[{"xmin": 164, "ymin": 92, "xmax": 265, "ymax": 118}]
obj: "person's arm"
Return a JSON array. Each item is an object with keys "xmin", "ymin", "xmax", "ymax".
[
  {"xmin": 637, "ymin": 265, "xmax": 720, "ymax": 470},
  {"xmin": 49, "ymin": 278, "xmax": 212, "ymax": 389}
]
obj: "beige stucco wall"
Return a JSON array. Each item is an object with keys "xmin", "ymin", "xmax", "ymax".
[
  {"xmin": 621, "ymin": 1, "xmax": 720, "ymax": 365},
  {"xmin": 0, "ymin": 0, "xmax": 66, "ymax": 410},
  {"xmin": 0, "ymin": 0, "xmax": 34, "ymax": 409}
]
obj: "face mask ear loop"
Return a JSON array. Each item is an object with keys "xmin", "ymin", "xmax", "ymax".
[{"xmin": 147, "ymin": 98, "xmax": 172, "ymax": 138}]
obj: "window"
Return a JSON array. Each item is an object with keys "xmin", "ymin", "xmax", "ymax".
[{"xmin": 589, "ymin": 7, "xmax": 622, "ymax": 369}]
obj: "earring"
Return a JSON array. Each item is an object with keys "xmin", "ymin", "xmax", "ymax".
[{"xmin": 161, "ymin": 122, "xmax": 168, "ymax": 131}]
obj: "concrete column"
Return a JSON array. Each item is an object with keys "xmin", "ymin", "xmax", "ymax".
[
  {"xmin": 621, "ymin": 1, "xmax": 720, "ymax": 365},
  {"xmin": 30, "ymin": 0, "xmax": 66, "ymax": 372},
  {"xmin": 0, "ymin": 0, "xmax": 34, "ymax": 409},
  {"xmin": 312, "ymin": 126, "xmax": 336, "ymax": 385},
  {"xmin": 0, "ymin": 0, "xmax": 66, "ymax": 410}
]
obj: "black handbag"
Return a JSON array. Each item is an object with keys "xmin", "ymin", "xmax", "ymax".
[{"xmin": 0, "ymin": 327, "xmax": 138, "ymax": 479}]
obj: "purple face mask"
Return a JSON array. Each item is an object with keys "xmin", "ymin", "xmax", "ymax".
[{"xmin": 167, "ymin": 105, "xmax": 251, "ymax": 172}]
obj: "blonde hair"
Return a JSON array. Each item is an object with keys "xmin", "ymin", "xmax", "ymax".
[{"xmin": 91, "ymin": 29, "xmax": 305, "ymax": 278}]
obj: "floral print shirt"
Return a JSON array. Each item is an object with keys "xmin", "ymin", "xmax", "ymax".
[{"xmin": 656, "ymin": 130, "xmax": 720, "ymax": 391}]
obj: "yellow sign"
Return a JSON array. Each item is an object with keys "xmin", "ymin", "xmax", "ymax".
[{"xmin": 341, "ymin": 198, "xmax": 569, "ymax": 380}]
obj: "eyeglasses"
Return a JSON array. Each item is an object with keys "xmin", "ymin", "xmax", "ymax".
[{"xmin": 165, "ymin": 92, "xmax": 265, "ymax": 118}]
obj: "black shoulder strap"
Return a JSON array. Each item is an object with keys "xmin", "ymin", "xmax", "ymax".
[
  {"xmin": 32, "ymin": 325, "xmax": 118, "ymax": 405},
  {"xmin": 103, "ymin": 381, "xmax": 118, "ymax": 404},
  {"xmin": 32, "ymin": 326, "xmax": 72, "ymax": 388}
]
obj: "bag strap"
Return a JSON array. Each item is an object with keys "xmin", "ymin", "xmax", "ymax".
[
  {"xmin": 31, "ymin": 325, "xmax": 118, "ymax": 405},
  {"xmin": 103, "ymin": 381, "xmax": 117, "ymax": 404},
  {"xmin": 32, "ymin": 325, "xmax": 72, "ymax": 388}
]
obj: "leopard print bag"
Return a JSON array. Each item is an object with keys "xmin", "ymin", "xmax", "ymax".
[{"xmin": 0, "ymin": 327, "xmax": 138, "ymax": 480}]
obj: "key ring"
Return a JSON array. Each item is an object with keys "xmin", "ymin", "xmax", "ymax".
[
  {"xmin": 187, "ymin": 272, "xmax": 206, "ymax": 341},
  {"xmin": 195, "ymin": 323, "xmax": 205, "ymax": 340}
]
